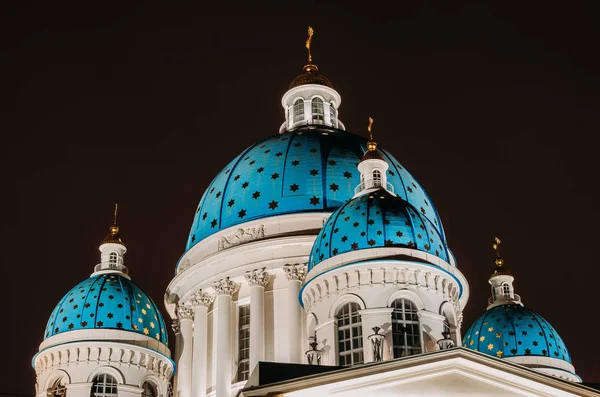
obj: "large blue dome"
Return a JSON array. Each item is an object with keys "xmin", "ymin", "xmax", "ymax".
[
  {"xmin": 462, "ymin": 304, "xmax": 571, "ymax": 364},
  {"xmin": 309, "ymin": 189, "xmax": 450, "ymax": 270},
  {"xmin": 186, "ymin": 127, "xmax": 445, "ymax": 251},
  {"xmin": 44, "ymin": 274, "xmax": 168, "ymax": 345}
]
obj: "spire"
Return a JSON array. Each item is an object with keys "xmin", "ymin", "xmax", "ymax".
[
  {"xmin": 306, "ymin": 26, "xmax": 314, "ymax": 64},
  {"xmin": 102, "ymin": 203, "xmax": 124, "ymax": 246},
  {"xmin": 366, "ymin": 116, "xmax": 378, "ymax": 152},
  {"xmin": 487, "ymin": 237, "xmax": 520, "ymax": 308}
]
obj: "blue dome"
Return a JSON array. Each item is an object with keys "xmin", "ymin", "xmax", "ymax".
[
  {"xmin": 309, "ymin": 189, "xmax": 450, "ymax": 270},
  {"xmin": 44, "ymin": 274, "xmax": 168, "ymax": 345},
  {"xmin": 462, "ymin": 304, "xmax": 571, "ymax": 364},
  {"xmin": 187, "ymin": 127, "xmax": 445, "ymax": 252}
]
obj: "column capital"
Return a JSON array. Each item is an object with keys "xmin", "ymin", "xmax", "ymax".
[
  {"xmin": 244, "ymin": 267, "xmax": 270, "ymax": 287},
  {"xmin": 176, "ymin": 304, "xmax": 195, "ymax": 321},
  {"xmin": 171, "ymin": 318, "xmax": 181, "ymax": 334},
  {"xmin": 188, "ymin": 289, "xmax": 215, "ymax": 308},
  {"xmin": 283, "ymin": 263, "xmax": 307, "ymax": 282},
  {"xmin": 213, "ymin": 277, "xmax": 240, "ymax": 296}
]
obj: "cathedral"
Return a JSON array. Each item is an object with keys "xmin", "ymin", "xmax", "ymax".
[{"xmin": 32, "ymin": 28, "xmax": 600, "ymax": 397}]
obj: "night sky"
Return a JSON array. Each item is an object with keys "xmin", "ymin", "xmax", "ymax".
[{"xmin": 2, "ymin": 2, "xmax": 599, "ymax": 394}]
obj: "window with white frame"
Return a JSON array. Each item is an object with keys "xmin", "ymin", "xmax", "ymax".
[
  {"xmin": 391, "ymin": 298, "xmax": 422, "ymax": 358},
  {"xmin": 329, "ymin": 103, "xmax": 337, "ymax": 127},
  {"xmin": 141, "ymin": 382, "xmax": 157, "ymax": 397},
  {"xmin": 109, "ymin": 252, "xmax": 118, "ymax": 266},
  {"xmin": 502, "ymin": 283, "xmax": 511, "ymax": 297},
  {"xmin": 91, "ymin": 374, "xmax": 118, "ymax": 397},
  {"xmin": 373, "ymin": 170, "xmax": 382, "ymax": 187},
  {"xmin": 293, "ymin": 99, "xmax": 304, "ymax": 123},
  {"xmin": 312, "ymin": 97, "xmax": 324, "ymax": 123},
  {"xmin": 336, "ymin": 302, "xmax": 363, "ymax": 366},
  {"xmin": 237, "ymin": 304, "xmax": 251, "ymax": 381},
  {"xmin": 48, "ymin": 378, "xmax": 66, "ymax": 397}
]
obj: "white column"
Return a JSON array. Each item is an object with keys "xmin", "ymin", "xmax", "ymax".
[
  {"xmin": 176, "ymin": 304, "xmax": 195, "ymax": 397},
  {"xmin": 418, "ymin": 311, "xmax": 447, "ymax": 352},
  {"xmin": 65, "ymin": 383, "xmax": 93, "ymax": 397},
  {"xmin": 358, "ymin": 308, "xmax": 394, "ymax": 362},
  {"xmin": 283, "ymin": 263, "xmax": 306, "ymax": 363},
  {"xmin": 171, "ymin": 320, "xmax": 182, "ymax": 393},
  {"xmin": 190, "ymin": 290, "xmax": 215, "ymax": 397},
  {"xmin": 244, "ymin": 268, "xmax": 269, "ymax": 374},
  {"xmin": 214, "ymin": 277, "xmax": 240, "ymax": 397}
]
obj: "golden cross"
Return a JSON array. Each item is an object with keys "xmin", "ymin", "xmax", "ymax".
[
  {"xmin": 492, "ymin": 237, "xmax": 501, "ymax": 259},
  {"xmin": 113, "ymin": 202, "xmax": 119, "ymax": 226},
  {"xmin": 368, "ymin": 117, "xmax": 374, "ymax": 141},
  {"xmin": 306, "ymin": 26, "xmax": 314, "ymax": 63}
]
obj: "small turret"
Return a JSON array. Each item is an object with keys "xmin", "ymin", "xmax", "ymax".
[
  {"xmin": 355, "ymin": 117, "xmax": 393, "ymax": 196},
  {"xmin": 487, "ymin": 237, "xmax": 521, "ymax": 308},
  {"xmin": 94, "ymin": 203, "xmax": 128, "ymax": 276}
]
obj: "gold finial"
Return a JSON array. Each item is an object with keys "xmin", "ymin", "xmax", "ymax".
[
  {"xmin": 492, "ymin": 236, "xmax": 504, "ymax": 266},
  {"xmin": 366, "ymin": 116, "xmax": 377, "ymax": 151},
  {"xmin": 306, "ymin": 26, "xmax": 314, "ymax": 63},
  {"xmin": 102, "ymin": 203, "xmax": 124, "ymax": 245}
]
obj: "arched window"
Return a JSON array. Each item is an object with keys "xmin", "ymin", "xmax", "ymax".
[
  {"xmin": 502, "ymin": 283, "xmax": 511, "ymax": 297},
  {"xmin": 141, "ymin": 382, "xmax": 157, "ymax": 397},
  {"xmin": 48, "ymin": 378, "xmax": 66, "ymax": 397},
  {"xmin": 109, "ymin": 252, "xmax": 118, "ymax": 266},
  {"xmin": 329, "ymin": 103, "xmax": 337, "ymax": 127},
  {"xmin": 391, "ymin": 298, "xmax": 422, "ymax": 358},
  {"xmin": 293, "ymin": 99, "xmax": 304, "ymax": 123},
  {"xmin": 373, "ymin": 170, "xmax": 382, "ymax": 187},
  {"xmin": 91, "ymin": 374, "xmax": 118, "ymax": 397},
  {"xmin": 312, "ymin": 97, "xmax": 324, "ymax": 123},
  {"xmin": 336, "ymin": 302, "xmax": 363, "ymax": 366}
]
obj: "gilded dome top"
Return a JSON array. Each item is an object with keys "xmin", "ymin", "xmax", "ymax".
[{"xmin": 289, "ymin": 64, "xmax": 333, "ymax": 89}]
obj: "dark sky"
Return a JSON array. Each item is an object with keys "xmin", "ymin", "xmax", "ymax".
[{"xmin": 2, "ymin": 2, "xmax": 599, "ymax": 394}]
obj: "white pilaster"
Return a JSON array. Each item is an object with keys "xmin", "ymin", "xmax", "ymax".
[
  {"xmin": 358, "ymin": 307, "xmax": 394, "ymax": 362},
  {"xmin": 65, "ymin": 383, "xmax": 93, "ymax": 397},
  {"xmin": 283, "ymin": 263, "xmax": 307, "ymax": 363},
  {"xmin": 214, "ymin": 277, "xmax": 240, "ymax": 397},
  {"xmin": 176, "ymin": 304, "xmax": 195, "ymax": 397},
  {"xmin": 190, "ymin": 290, "xmax": 215, "ymax": 397},
  {"xmin": 244, "ymin": 268, "xmax": 269, "ymax": 374},
  {"xmin": 314, "ymin": 319, "xmax": 337, "ymax": 365},
  {"xmin": 117, "ymin": 385, "xmax": 143, "ymax": 397}
]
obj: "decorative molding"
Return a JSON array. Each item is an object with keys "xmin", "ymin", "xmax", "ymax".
[
  {"xmin": 213, "ymin": 277, "xmax": 240, "ymax": 296},
  {"xmin": 175, "ymin": 304, "xmax": 195, "ymax": 321},
  {"xmin": 283, "ymin": 263, "xmax": 307, "ymax": 282},
  {"xmin": 244, "ymin": 267, "xmax": 269, "ymax": 287},
  {"xmin": 188, "ymin": 289, "xmax": 215, "ymax": 308},
  {"xmin": 33, "ymin": 342, "xmax": 174, "ymax": 381},
  {"xmin": 218, "ymin": 225, "xmax": 266, "ymax": 251},
  {"xmin": 171, "ymin": 319, "xmax": 180, "ymax": 334}
]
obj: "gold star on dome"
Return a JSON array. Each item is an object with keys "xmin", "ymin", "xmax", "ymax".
[
  {"xmin": 138, "ymin": 293, "xmax": 142, "ymax": 297},
  {"xmin": 143, "ymin": 327, "xmax": 149, "ymax": 335},
  {"xmin": 469, "ymin": 340, "xmax": 474, "ymax": 346},
  {"xmin": 487, "ymin": 343, "xmax": 494, "ymax": 351},
  {"xmin": 488, "ymin": 327, "xmax": 494, "ymax": 332},
  {"xmin": 150, "ymin": 322, "xmax": 155, "ymax": 329},
  {"xmin": 133, "ymin": 324, "xmax": 138, "ymax": 330},
  {"xmin": 136, "ymin": 300, "xmax": 141, "ymax": 304},
  {"xmin": 480, "ymin": 336, "xmax": 485, "ymax": 342},
  {"xmin": 146, "ymin": 303, "xmax": 151, "ymax": 309},
  {"xmin": 155, "ymin": 333, "xmax": 160, "ymax": 340},
  {"xmin": 496, "ymin": 333, "xmax": 502, "ymax": 338},
  {"xmin": 141, "ymin": 309, "xmax": 147, "ymax": 315},
  {"xmin": 138, "ymin": 318, "xmax": 143, "ymax": 323},
  {"xmin": 496, "ymin": 350, "xmax": 503, "ymax": 358}
]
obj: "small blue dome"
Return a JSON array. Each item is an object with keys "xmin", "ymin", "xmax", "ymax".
[
  {"xmin": 462, "ymin": 304, "xmax": 571, "ymax": 364},
  {"xmin": 186, "ymin": 127, "xmax": 444, "ymax": 253},
  {"xmin": 44, "ymin": 274, "xmax": 168, "ymax": 345},
  {"xmin": 309, "ymin": 189, "xmax": 450, "ymax": 270}
]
